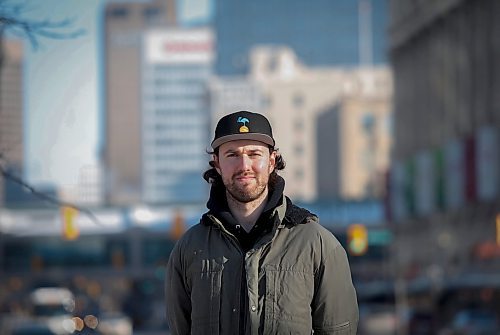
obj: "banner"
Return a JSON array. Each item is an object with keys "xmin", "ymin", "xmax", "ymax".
[
  {"xmin": 390, "ymin": 160, "xmax": 407, "ymax": 222},
  {"xmin": 415, "ymin": 150, "xmax": 435, "ymax": 216},
  {"xmin": 444, "ymin": 138, "xmax": 465, "ymax": 209},
  {"xmin": 476, "ymin": 125, "xmax": 499, "ymax": 201}
]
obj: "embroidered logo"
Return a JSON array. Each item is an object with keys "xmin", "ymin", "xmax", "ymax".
[{"xmin": 237, "ymin": 116, "xmax": 250, "ymax": 133}]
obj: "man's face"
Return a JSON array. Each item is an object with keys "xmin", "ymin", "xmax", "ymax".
[{"xmin": 215, "ymin": 140, "xmax": 276, "ymax": 203}]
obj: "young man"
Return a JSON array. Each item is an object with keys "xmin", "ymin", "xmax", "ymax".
[{"xmin": 165, "ymin": 111, "xmax": 358, "ymax": 334}]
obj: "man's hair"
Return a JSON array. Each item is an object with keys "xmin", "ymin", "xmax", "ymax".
[{"xmin": 203, "ymin": 146, "xmax": 286, "ymax": 188}]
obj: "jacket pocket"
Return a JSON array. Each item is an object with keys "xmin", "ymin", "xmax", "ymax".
[
  {"xmin": 313, "ymin": 321, "xmax": 351, "ymax": 335},
  {"xmin": 190, "ymin": 257, "xmax": 226, "ymax": 335},
  {"xmin": 263, "ymin": 265, "xmax": 314, "ymax": 334}
]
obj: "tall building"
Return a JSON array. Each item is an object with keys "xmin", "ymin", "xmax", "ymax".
[
  {"xmin": 141, "ymin": 28, "xmax": 213, "ymax": 204},
  {"xmin": 317, "ymin": 72, "xmax": 392, "ymax": 200},
  {"xmin": 209, "ymin": 77, "xmax": 263, "ymax": 128},
  {"xmin": 388, "ymin": 0, "xmax": 500, "ymax": 315},
  {"xmin": 210, "ymin": 46, "xmax": 393, "ymax": 202},
  {"xmin": 76, "ymin": 164, "xmax": 104, "ymax": 205},
  {"xmin": 103, "ymin": 0, "xmax": 175, "ymax": 205},
  {"xmin": 214, "ymin": 0, "xmax": 388, "ymax": 75},
  {"xmin": 0, "ymin": 39, "xmax": 24, "ymax": 206}
]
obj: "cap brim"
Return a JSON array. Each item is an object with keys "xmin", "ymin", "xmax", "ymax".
[{"xmin": 211, "ymin": 134, "xmax": 275, "ymax": 149}]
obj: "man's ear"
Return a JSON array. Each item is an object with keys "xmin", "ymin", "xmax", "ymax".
[
  {"xmin": 269, "ymin": 151, "xmax": 276, "ymax": 173},
  {"xmin": 214, "ymin": 155, "xmax": 222, "ymax": 175}
]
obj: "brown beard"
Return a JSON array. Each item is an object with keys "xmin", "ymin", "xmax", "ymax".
[{"xmin": 224, "ymin": 173, "xmax": 269, "ymax": 203}]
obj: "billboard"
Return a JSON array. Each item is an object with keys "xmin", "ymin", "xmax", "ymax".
[{"xmin": 144, "ymin": 28, "xmax": 214, "ymax": 64}]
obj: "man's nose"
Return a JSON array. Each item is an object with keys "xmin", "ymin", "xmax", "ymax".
[{"xmin": 237, "ymin": 154, "xmax": 252, "ymax": 170}]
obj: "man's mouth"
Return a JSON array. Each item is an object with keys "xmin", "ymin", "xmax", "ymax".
[{"xmin": 234, "ymin": 174, "xmax": 255, "ymax": 182}]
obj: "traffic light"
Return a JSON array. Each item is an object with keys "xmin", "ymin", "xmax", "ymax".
[
  {"xmin": 347, "ymin": 224, "xmax": 368, "ymax": 256},
  {"xmin": 61, "ymin": 206, "xmax": 79, "ymax": 240},
  {"xmin": 170, "ymin": 210, "xmax": 185, "ymax": 240}
]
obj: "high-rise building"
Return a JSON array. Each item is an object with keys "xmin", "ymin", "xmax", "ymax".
[
  {"xmin": 76, "ymin": 164, "xmax": 104, "ymax": 205},
  {"xmin": 388, "ymin": 0, "xmax": 500, "ymax": 307},
  {"xmin": 208, "ymin": 77, "xmax": 263, "ymax": 131},
  {"xmin": 213, "ymin": 0, "xmax": 388, "ymax": 75},
  {"xmin": 317, "ymin": 74, "xmax": 393, "ymax": 200},
  {"xmin": 103, "ymin": 0, "xmax": 175, "ymax": 205},
  {"xmin": 141, "ymin": 28, "xmax": 213, "ymax": 204},
  {"xmin": 0, "ymin": 39, "xmax": 24, "ymax": 206},
  {"xmin": 210, "ymin": 46, "xmax": 393, "ymax": 202}
]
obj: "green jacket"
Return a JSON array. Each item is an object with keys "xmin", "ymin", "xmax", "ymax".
[{"xmin": 165, "ymin": 195, "xmax": 358, "ymax": 334}]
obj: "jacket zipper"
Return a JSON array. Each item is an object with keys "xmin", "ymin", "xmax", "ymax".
[{"xmin": 207, "ymin": 215, "xmax": 247, "ymax": 335}]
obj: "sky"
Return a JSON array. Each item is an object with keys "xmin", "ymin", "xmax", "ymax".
[
  {"xmin": 23, "ymin": 0, "xmax": 101, "ymax": 188},
  {"xmin": 19, "ymin": 0, "xmax": 211, "ymax": 190}
]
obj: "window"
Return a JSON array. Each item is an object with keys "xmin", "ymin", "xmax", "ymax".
[
  {"xmin": 143, "ymin": 7, "xmax": 161, "ymax": 22},
  {"xmin": 108, "ymin": 7, "xmax": 128, "ymax": 18},
  {"xmin": 293, "ymin": 94, "xmax": 304, "ymax": 108}
]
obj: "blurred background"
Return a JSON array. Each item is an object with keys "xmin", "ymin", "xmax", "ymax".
[{"xmin": 0, "ymin": 0, "xmax": 499, "ymax": 334}]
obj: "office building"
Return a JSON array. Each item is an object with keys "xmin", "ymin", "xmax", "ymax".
[
  {"xmin": 214, "ymin": 0, "xmax": 388, "ymax": 75},
  {"xmin": 141, "ymin": 28, "xmax": 213, "ymax": 203},
  {"xmin": 0, "ymin": 39, "xmax": 24, "ymax": 206},
  {"xmin": 210, "ymin": 46, "xmax": 393, "ymax": 202},
  {"xmin": 103, "ymin": 0, "xmax": 175, "ymax": 205},
  {"xmin": 388, "ymin": 0, "xmax": 500, "ymax": 304}
]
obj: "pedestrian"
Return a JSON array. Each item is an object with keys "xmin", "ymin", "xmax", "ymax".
[{"xmin": 165, "ymin": 111, "xmax": 358, "ymax": 334}]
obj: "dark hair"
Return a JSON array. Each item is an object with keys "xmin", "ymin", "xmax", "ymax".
[{"xmin": 203, "ymin": 147, "xmax": 286, "ymax": 188}]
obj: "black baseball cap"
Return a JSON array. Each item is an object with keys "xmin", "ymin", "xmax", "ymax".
[{"xmin": 211, "ymin": 111, "xmax": 275, "ymax": 149}]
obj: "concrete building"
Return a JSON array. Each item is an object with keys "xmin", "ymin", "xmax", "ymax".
[
  {"xmin": 210, "ymin": 46, "xmax": 393, "ymax": 202},
  {"xmin": 76, "ymin": 164, "xmax": 104, "ymax": 205},
  {"xmin": 103, "ymin": 0, "xmax": 175, "ymax": 205},
  {"xmin": 318, "ymin": 75, "xmax": 392, "ymax": 200},
  {"xmin": 141, "ymin": 28, "xmax": 213, "ymax": 204},
  {"xmin": 0, "ymin": 39, "xmax": 24, "ymax": 206},
  {"xmin": 388, "ymin": 0, "xmax": 500, "ymax": 315},
  {"xmin": 209, "ymin": 78, "xmax": 263, "ymax": 131},
  {"xmin": 252, "ymin": 47, "xmax": 392, "ymax": 202}
]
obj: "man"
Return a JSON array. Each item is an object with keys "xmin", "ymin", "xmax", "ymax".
[{"xmin": 165, "ymin": 111, "xmax": 358, "ymax": 334}]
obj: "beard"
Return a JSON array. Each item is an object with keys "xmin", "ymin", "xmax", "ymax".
[{"xmin": 223, "ymin": 172, "xmax": 269, "ymax": 203}]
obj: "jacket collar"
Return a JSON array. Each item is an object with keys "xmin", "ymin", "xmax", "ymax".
[{"xmin": 203, "ymin": 176, "xmax": 286, "ymax": 228}]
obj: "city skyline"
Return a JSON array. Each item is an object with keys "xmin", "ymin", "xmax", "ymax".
[
  {"xmin": 19, "ymin": 0, "xmax": 212, "ymax": 193},
  {"xmin": 14, "ymin": 0, "xmax": 387, "ymax": 205}
]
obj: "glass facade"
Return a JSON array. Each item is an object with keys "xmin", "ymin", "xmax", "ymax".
[
  {"xmin": 142, "ymin": 64, "xmax": 211, "ymax": 204},
  {"xmin": 214, "ymin": 0, "xmax": 388, "ymax": 75}
]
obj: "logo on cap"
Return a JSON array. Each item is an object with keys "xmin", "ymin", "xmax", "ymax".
[{"xmin": 237, "ymin": 116, "xmax": 250, "ymax": 133}]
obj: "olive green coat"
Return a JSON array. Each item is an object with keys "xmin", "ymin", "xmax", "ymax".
[{"xmin": 165, "ymin": 196, "xmax": 358, "ymax": 334}]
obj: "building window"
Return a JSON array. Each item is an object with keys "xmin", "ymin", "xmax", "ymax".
[
  {"xmin": 295, "ymin": 168, "xmax": 304, "ymax": 180},
  {"xmin": 294, "ymin": 118, "xmax": 304, "ymax": 131},
  {"xmin": 108, "ymin": 7, "xmax": 128, "ymax": 18},
  {"xmin": 294, "ymin": 145, "xmax": 304, "ymax": 155},
  {"xmin": 262, "ymin": 94, "xmax": 272, "ymax": 108},
  {"xmin": 143, "ymin": 7, "xmax": 161, "ymax": 23},
  {"xmin": 293, "ymin": 94, "xmax": 304, "ymax": 108},
  {"xmin": 267, "ymin": 55, "xmax": 278, "ymax": 72}
]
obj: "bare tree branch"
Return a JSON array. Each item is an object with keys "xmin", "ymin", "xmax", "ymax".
[
  {"xmin": 0, "ymin": 163, "xmax": 104, "ymax": 227},
  {"xmin": 0, "ymin": 1, "xmax": 99, "ymax": 229},
  {"xmin": 0, "ymin": 0, "xmax": 86, "ymax": 49}
]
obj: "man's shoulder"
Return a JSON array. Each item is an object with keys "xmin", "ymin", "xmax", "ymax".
[
  {"xmin": 174, "ymin": 216, "xmax": 211, "ymax": 245},
  {"xmin": 283, "ymin": 196, "xmax": 317, "ymax": 226},
  {"xmin": 284, "ymin": 197, "xmax": 342, "ymax": 248}
]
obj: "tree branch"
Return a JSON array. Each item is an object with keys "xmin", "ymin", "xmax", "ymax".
[
  {"xmin": 0, "ymin": 1, "xmax": 86, "ymax": 49},
  {"xmin": 0, "ymin": 164, "xmax": 104, "ymax": 227}
]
